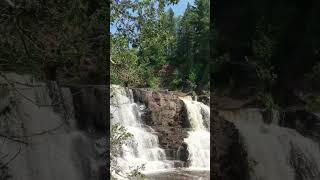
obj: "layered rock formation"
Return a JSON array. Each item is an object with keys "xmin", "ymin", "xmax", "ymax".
[{"xmin": 132, "ymin": 89, "xmax": 190, "ymax": 161}]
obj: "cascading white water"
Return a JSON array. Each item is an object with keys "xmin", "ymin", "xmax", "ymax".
[
  {"xmin": 180, "ymin": 96, "xmax": 210, "ymax": 170},
  {"xmin": 219, "ymin": 109, "xmax": 320, "ymax": 180},
  {"xmin": 110, "ymin": 85, "xmax": 173, "ymax": 177},
  {"xmin": 0, "ymin": 73, "xmax": 96, "ymax": 180}
]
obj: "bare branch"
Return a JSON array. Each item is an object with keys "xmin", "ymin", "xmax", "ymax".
[
  {"xmin": 0, "ymin": 134, "xmax": 28, "ymax": 145},
  {"xmin": 14, "ymin": 122, "xmax": 65, "ymax": 138}
]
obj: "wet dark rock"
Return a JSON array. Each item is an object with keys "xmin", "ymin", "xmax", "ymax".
[
  {"xmin": 71, "ymin": 86, "xmax": 107, "ymax": 132},
  {"xmin": 280, "ymin": 109, "xmax": 320, "ymax": 143},
  {"xmin": 177, "ymin": 142, "xmax": 189, "ymax": 163},
  {"xmin": 43, "ymin": 61, "xmax": 58, "ymax": 81},
  {"xmin": 198, "ymin": 95, "xmax": 210, "ymax": 106},
  {"xmin": 173, "ymin": 160, "xmax": 186, "ymax": 168},
  {"xmin": 164, "ymin": 149, "xmax": 176, "ymax": 160},
  {"xmin": 211, "ymin": 110, "xmax": 250, "ymax": 180},
  {"xmin": 261, "ymin": 109, "xmax": 273, "ymax": 124}
]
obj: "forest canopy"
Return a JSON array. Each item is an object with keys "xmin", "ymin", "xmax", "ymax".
[
  {"xmin": 110, "ymin": 0, "xmax": 210, "ymax": 93},
  {"xmin": 212, "ymin": 0, "xmax": 320, "ymax": 108},
  {"xmin": 0, "ymin": 0, "xmax": 107, "ymax": 84}
]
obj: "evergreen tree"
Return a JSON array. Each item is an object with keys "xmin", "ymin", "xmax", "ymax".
[{"xmin": 110, "ymin": 0, "xmax": 210, "ymax": 92}]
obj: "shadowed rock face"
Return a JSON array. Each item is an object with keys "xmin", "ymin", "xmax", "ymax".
[
  {"xmin": 211, "ymin": 110, "xmax": 250, "ymax": 180},
  {"xmin": 70, "ymin": 86, "xmax": 108, "ymax": 179},
  {"xmin": 177, "ymin": 142, "xmax": 189, "ymax": 165},
  {"xmin": 280, "ymin": 110, "xmax": 320, "ymax": 143},
  {"xmin": 71, "ymin": 86, "xmax": 108, "ymax": 132},
  {"xmin": 132, "ymin": 89, "xmax": 190, "ymax": 159}
]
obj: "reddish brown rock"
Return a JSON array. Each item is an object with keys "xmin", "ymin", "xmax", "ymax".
[{"xmin": 132, "ymin": 89, "xmax": 190, "ymax": 156}]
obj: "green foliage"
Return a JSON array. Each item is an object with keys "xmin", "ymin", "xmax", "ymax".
[
  {"xmin": 187, "ymin": 67, "xmax": 198, "ymax": 90},
  {"xmin": 148, "ymin": 76, "xmax": 161, "ymax": 88},
  {"xmin": 252, "ymin": 22, "xmax": 277, "ymax": 90},
  {"xmin": 211, "ymin": 3, "xmax": 320, "ymax": 105},
  {"xmin": 257, "ymin": 92, "xmax": 278, "ymax": 110},
  {"xmin": 111, "ymin": 0, "xmax": 210, "ymax": 91},
  {"xmin": 0, "ymin": 0, "xmax": 107, "ymax": 82},
  {"xmin": 127, "ymin": 164, "xmax": 146, "ymax": 179},
  {"xmin": 305, "ymin": 95, "xmax": 320, "ymax": 112},
  {"xmin": 212, "ymin": 53, "xmax": 230, "ymax": 74},
  {"xmin": 110, "ymin": 123, "xmax": 134, "ymax": 158},
  {"xmin": 170, "ymin": 69, "xmax": 183, "ymax": 89},
  {"xmin": 111, "ymin": 36, "xmax": 145, "ymax": 87},
  {"xmin": 305, "ymin": 62, "xmax": 320, "ymax": 84},
  {"xmin": 174, "ymin": 0, "xmax": 210, "ymax": 91},
  {"xmin": 110, "ymin": 123, "xmax": 146, "ymax": 179}
]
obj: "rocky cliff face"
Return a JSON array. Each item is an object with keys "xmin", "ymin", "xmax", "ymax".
[
  {"xmin": 280, "ymin": 110, "xmax": 320, "ymax": 144},
  {"xmin": 71, "ymin": 85, "xmax": 108, "ymax": 133},
  {"xmin": 210, "ymin": 110, "xmax": 250, "ymax": 180},
  {"xmin": 132, "ymin": 89, "xmax": 190, "ymax": 160},
  {"xmin": 70, "ymin": 86, "xmax": 108, "ymax": 179},
  {"xmin": 131, "ymin": 87, "xmax": 249, "ymax": 176}
]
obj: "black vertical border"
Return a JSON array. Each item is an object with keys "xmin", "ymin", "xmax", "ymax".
[
  {"xmin": 209, "ymin": 0, "xmax": 214, "ymax": 178},
  {"xmin": 106, "ymin": 0, "xmax": 111, "ymax": 179}
]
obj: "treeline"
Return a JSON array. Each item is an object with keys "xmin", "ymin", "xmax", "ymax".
[
  {"xmin": 212, "ymin": 0, "xmax": 320, "ymax": 108},
  {"xmin": 111, "ymin": 0, "xmax": 210, "ymax": 93},
  {"xmin": 0, "ymin": 0, "xmax": 107, "ymax": 84}
]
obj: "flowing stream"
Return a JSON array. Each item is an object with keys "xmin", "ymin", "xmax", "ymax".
[
  {"xmin": 110, "ymin": 85, "xmax": 210, "ymax": 179},
  {"xmin": 219, "ymin": 109, "xmax": 320, "ymax": 180},
  {"xmin": 110, "ymin": 85, "xmax": 173, "ymax": 177},
  {"xmin": 180, "ymin": 97, "xmax": 210, "ymax": 170},
  {"xmin": 0, "ymin": 73, "xmax": 98, "ymax": 180}
]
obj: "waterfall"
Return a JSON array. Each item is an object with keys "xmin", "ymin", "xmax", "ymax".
[
  {"xmin": 0, "ymin": 73, "xmax": 96, "ymax": 180},
  {"xmin": 180, "ymin": 96, "xmax": 210, "ymax": 170},
  {"xmin": 219, "ymin": 109, "xmax": 320, "ymax": 180},
  {"xmin": 110, "ymin": 85, "xmax": 172, "ymax": 177}
]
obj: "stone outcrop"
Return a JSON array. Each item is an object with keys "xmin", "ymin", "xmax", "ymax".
[
  {"xmin": 198, "ymin": 95, "xmax": 210, "ymax": 106},
  {"xmin": 71, "ymin": 86, "xmax": 108, "ymax": 132},
  {"xmin": 132, "ymin": 89, "xmax": 190, "ymax": 159},
  {"xmin": 280, "ymin": 109, "xmax": 320, "ymax": 143},
  {"xmin": 177, "ymin": 142, "xmax": 189, "ymax": 166},
  {"xmin": 211, "ymin": 110, "xmax": 250, "ymax": 180},
  {"xmin": 70, "ymin": 85, "xmax": 108, "ymax": 179}
]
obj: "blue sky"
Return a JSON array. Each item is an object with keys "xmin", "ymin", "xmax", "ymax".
[
  {"xmin": 111, "ymin": 0, "xmax": 194, "ymax": 33},
  {"xmin": 166, "ymin": 0, "xmax": 194, "ymax": 16}
]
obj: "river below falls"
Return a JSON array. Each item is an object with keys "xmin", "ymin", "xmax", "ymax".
[{"xmin": 145, "ymin": 169, "xmax": 210, "ymax": 180}]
